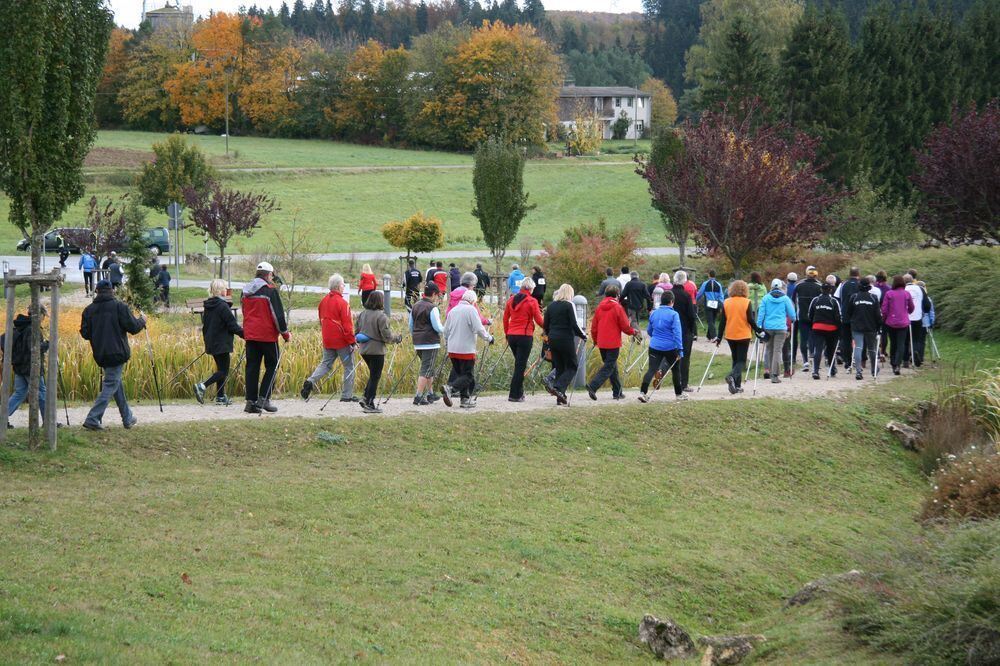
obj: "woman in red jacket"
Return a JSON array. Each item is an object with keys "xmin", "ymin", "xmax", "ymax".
[
  {"xmin": 358, "ymin": 263, "xmax": 378, "ymax": 306},
  {"xmin": 503, "ymin": 277, "xmax": 544, "ymax": 402},
  {"xmin": 586, "ymin": 284, "xmax": 639, "ymax": 400}
]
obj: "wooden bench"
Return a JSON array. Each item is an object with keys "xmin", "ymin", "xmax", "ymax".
[{"xmin": 186, "ymin": 296, "xmax": 234, "ymax": 314}]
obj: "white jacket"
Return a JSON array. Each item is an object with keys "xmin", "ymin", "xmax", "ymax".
[{"xmin": 444, "ymin": 301, "xmax": 491, "ymax": 354}]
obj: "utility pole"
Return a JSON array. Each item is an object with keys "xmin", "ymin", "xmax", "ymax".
[{"xmin": 224, "ymin": 70, "xmax": 230, "ymax": 157}]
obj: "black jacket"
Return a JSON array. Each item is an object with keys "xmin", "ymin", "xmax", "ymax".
[
  {"xmin": 808, "ymin": 294, "xmax": 842, "ymax": 328},
  {"xmin": 838, "ymin": 278, "xmax": 860, "ymax": 311},
  {"xmin": 531, "ymin": 270, "xmax": 546, "ymax": 301},
  {"xmin": 404, "ymin": 268, "xmax": 422, "ymax": 290},
  {"xmin": 449, "ymin": 268, "xmax": 461, "ymax": 290},
  {"xmin": 795, "ymin": 278, "xmax": 823, "ymax": 319},
  {"xmin": 201, "ymin": 296, "xmax": 244, "ymax": 355},
  {"xmin": 80, "ymin": 292, "xmax": 146, "ymax": 368},
  {"xmin": 671, "ymin": 284, "xmax": 697, "ymax": 336},
  {"xmin": 845, "ymin": 290, "xmax": 882, "ymax": 333},
  {"xmin": 620, "ymin": 278, "xmax": 651, "ymax": 312},
  {"xmin": 1, "ymin": 314, "xmax": 48, "ymax": 377},
  {"xmin": 543, "ymin": 300, "xmax": 585, "ymax": 341},
  {"xmin": 474, "ymin": 267, "xmax": 491, "ymax": 290}
]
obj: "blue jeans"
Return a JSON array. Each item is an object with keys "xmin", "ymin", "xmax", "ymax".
[
  {"xmin": 84, "ymin": 364, "xmax": 134, "ymax": 427},
  {"xmin": 7, "ymin": 374, "xmax": 45, "ymax": 417}
]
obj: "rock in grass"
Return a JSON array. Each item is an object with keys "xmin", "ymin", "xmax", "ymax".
[
  {"xmin": 886, "ymin": 421, "xmax": 922, "ymax": 451},
  {"xmin": 784, "ymin": 570, "xmax": 864, "ymax": 608},
  {"xmin": 698, "ymin": 635, "xmax": 766, "ymax": 665},
  {"xmin": 638, "ymin": 615, "xmax": 696, "ymax": 660}
]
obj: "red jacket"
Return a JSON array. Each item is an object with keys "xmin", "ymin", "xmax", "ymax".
[
  {"xmin": 241, "ymin": 278, "xmax": 287, "ymax": 343},
  {"xmin": 358, "ymin": 272, "xmax": 377, "ymax": 292},
  {"xmin": 591, "ymin": 297, "xmax": 635, "ymax": 349},
  {"xmin": 503, "ymin": 292, "xmax": 543, "ymax": 336},
  {"xmin": 318, "ymin": 290, "xmax": 355, "ymax": 349},
  {"xmin": 432, "ymin": 269, "xmax": 448, "ymax": 292}
]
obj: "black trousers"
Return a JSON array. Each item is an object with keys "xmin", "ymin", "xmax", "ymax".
[
  {"xmin": 160, "ymin": 285, "xmax": 170, "ymax": 307},
  {"xmin": 640, "ymin": 348, "xmax": 682, "ymax": 396},
  {"xmin": 888, "ymin": 326, "xmax": 908, "ymax": 369},
  {"xmin": 507, "ymin": 335, "xmax": 533, "ymax": 399},
  {"xmin": 361, "ymin": 353, "xmax": 384, "ymax": 404},
  {"xmin": 361, "ymin": 290, "xmax": 374, "ymax": 307},
  {"xmin": 588, "ymin": 347, "xmax": 622, "ymax": 396},
  {"xmin": 448, "ymin": 357, "xmax": 476, "ymax": 398},
  {"xmin": 245, "ymin": 340, "xmax": 278, "ymax": 403},
  {"xmin": 841, "ymin": 323, "xmax": 854, "ymax": 367},
  {"xmin": 679, "ymin": 331, "xmax": 693, "ymax": 388},
  {"xmin": 549, "ymin": 336, "xmax": 579, "ymax": 393},
  {"xmin": 83, "ymin": 271, "xmax": 94, "ymax": 293},
  {"xmin": 797, "ymin": 321, "xmax": 812, "ymax": 364},
  {"xmin": 727, "ymin": 339, "xmax": 750, "ymax": 388},
  {"xmin": 404, "ymin": 286, "xmax": 420, "ymax": 309},
  {"xmin": 906, "ymin": 321, "xmax": 927, "ymax": 367},
  {"xmin": 705, "ymin": 307, "xmax": 720, "ymax": 340},
  {"xmin": 203, "ymin": 353, "xmax": 231, "ymax": 396},
  {"xmin": 811, "ymin": 329, "xmax": 839, "ymax": 370}
]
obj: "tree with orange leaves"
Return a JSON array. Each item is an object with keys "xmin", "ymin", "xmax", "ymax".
[
  {"xmin": 96, "ymin": 28, "xmax": 132, "ymax": 125},
  {"xmin": 242, "ymin": 41, "xmax": 311, "ymax": 136},
  {"xmin": 419, "ymin": 21, "xmax": 561, "ymax": 150},
  {"xmin": 329, "ymin": 40, "xmax": 412, "ymax": 143},
  {"xmin": 163, "ymin": 12, "xmax": 258, "ymax": 128}
]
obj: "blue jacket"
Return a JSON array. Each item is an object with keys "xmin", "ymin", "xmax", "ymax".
[
  {"xmin": 757, "ymin": 289, "xmax": 796, "ymax": 331},
  {"xmin": 78, "ymin": 253, "xmax": 97, "ymax": 271},
  {"xmin": 647, "ymin": 305, "xmax": 684, "ymax": 354},
  {"xmin": 507, "ymin": 269, "xmax": 525, "ymax": 294},
  {"xmin": 922, "ymin": 297, "xmax": 936, "ymax": 328},
  {"xmin": 696, "ymin": 278, "xmax": 726, "ymax": 306}
]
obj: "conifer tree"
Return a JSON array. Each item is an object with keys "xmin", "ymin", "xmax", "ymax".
[{"xmin": 697, "ymin": 15, "xmax": 774, "ymax": 112}]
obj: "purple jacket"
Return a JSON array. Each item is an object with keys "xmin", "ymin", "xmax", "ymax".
[{"xmin": 881, "ymin": 287, "xmax": 913, "ymax": 329}]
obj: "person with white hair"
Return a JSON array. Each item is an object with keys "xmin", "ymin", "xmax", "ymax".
[
  {"xmin": 442, "ymin": 289, "xmax": 494, "ymax": 408},
  {"xmin": 301, "ymin": 273, "xmax": 358, "ymax": 404},
  {"xmin": 671, "ymin": 270, "xmax": 698, "ymax": 391},
  {"xmin": 194, "ymin": 279, "xmax": 244, "ymax": 405}
]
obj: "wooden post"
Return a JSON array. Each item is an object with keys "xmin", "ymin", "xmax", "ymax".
[
  {"xmin": 0, "ymin": 271, "xmax": 16, "ymax": 442},
  {"xmin": 45, "ymin": 272, "xmax": 60, "ymax": 450}
]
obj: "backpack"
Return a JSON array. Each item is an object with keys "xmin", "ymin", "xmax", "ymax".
[{"xmin": 11, "ymin": 326, "xmax": 33, "ymax": 376}]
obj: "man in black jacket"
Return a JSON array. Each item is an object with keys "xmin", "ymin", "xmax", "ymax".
[
  {"xmin": 530, "ymin": 266, "xmax": 546, "ymax": 302},
  {"xmin": 671, "ymin": 270, "xmax": 697, "ymax": 391},
  {"xmin": 794, "ymin": 267, "xmax": 823, "ymax": 372},
  {"xmin": 836, "ymin": 267, "xmax": 861, "ymax": 370},
  {"xmin": 473, "ymin": 264, "xmax": 490, "ymax": 298},
  {"xmin": 80, "ymin": 280, "xmax": 147, "ymax": 430},
  {"xmin": 404, "ymin": 259, "xmax": 422, "ymax": 310},
  {"xmin": 844, "ymin": 278, "xmax": 882, "ymax": 379},
  {"xmin": 2, "ymin": 308, "xmax": 49, "ymax": 425},
  {"xmin": 620, "ymin": 272, "xmax": 651, "ymax": 331}
]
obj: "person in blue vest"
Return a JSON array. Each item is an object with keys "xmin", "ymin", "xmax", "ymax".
[
  {"xmin": 638, "ymin": 290, "xmax": 685, "ymax": 402},
  {"xmin": 696, "ymin": 269, "xmax": 727, "ymax": 340},
  {"xmin": 79, "ymin": 252, "xmax": 98, "ymax": 295},
  {"xmin": 507, "ymin": 264, "xmax": 525, "ymax": 295}
]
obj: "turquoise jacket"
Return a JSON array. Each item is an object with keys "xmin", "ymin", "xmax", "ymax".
[{"xmin": 756, "ymin": 289, "xmax": 796, "ymax": 331}]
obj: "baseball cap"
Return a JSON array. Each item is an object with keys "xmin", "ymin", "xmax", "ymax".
[
  {"xmin": 256, "ymin": 261, "xmax": 274, "ymax": 273},
  {"xmin": 786, "ymin": 272, "xmax": 798, "ymax": 282},
  {"xmin": 770, "ymin": 278, "xmax": 784, "ymax": 290},
  {"xmin": 95, "ymin": 279, "xmax": 112, "ymax": 291}
]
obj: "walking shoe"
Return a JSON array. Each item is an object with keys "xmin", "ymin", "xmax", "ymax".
[
  {"xmin": 82, "ymin": 421, "xmax": 105, "ymax": 431},
  {"xmin": 893, "ymin": 366, "xmax": 901, "ymax": 375},
  {"xmin": 339, "ymin": 397, "xmax": 359, "ymax": 403},
  {"xmin": 763, "ymin": 372, "xmax": 771, "ymax": 380},
  {"xmin": 215, "ymin": 394, "xmax": 231, "ymax": 405},
  {"xmin": 737, "ymin": 387, "xmax": 745, "ymax": 393},
  {"xmin": 362, "ymin": 403, "xmax": 382, "ymax": 414},
  {"xmin": 613, "ymin": 393, "xmax": 626, "ymax": 400},
  {"xmin": 771, "ymin": 377, "xmax": 782, "ymax": 384},
  {"xmin": 426, "ymin": 392, "xmax": 441, "ymax": 403},
  {"xmin": 508, "ymin": 397, "xmax": 525, "ymax": 403},
  {"xmin": 830, "ymin": 366, "xmax": 837, "ymax": 377},
  {"xmin": 783, "ymin": 370, "xmax": 792, "ymax": 379},
  {"xmin": 903, "ymin": 362, "xmax": 910, "ymax": 369},
  {"xmin": 441, "ymin": 385, "xmax": 453, "ymax": 407},
  {"xmin": 812, "ymin": 372, "xmax": 820, "ymax": 380},
  {"xmin": 638, "ymin": 392, "xmax": 650, "ymax": 403},
  {"xmin": 683, "ymin": 387, "xmax": 694, "ymax": 393},
  {"xmin": 587, "ymin": 386, "xmax": 597, "ymax": 401},
  {"xmin": 258, "ymin": 400, "xmax": 278, "ymax": 413},
  {"xmin": 856, "ymin": 372, "xmax": 864, "ymax": 381},
  {"xmin": 194, "ymin": 382, "xmax": 206, "ymax": 404},
  {"xmin": 541, "ymin": 376, "xmax": 558, "ymax": 397},
  {"xmin": 802, "ymin": 362, "xmax": 810, "ymax": 372},
  {"xmin": 675, "ymin": 393, "xmax": 688, "ymax": 401},
  {"xmin": 244, "ymin": 401, "xmax": 262, "ymax": 414},
  {"xmin": 459, "ymin": 398, "xmax": 476, "ymax": 409},
  {"xmin": 726, "ymin": 375, "xmax": 737, "ymax": 394},
  {"xmin": 555, "ymin": 390, "xmax": 568, "ymax": 406},
  {"xmin": 123, "ymin": 417, "xmax": 138, "ymax": 429},
  {"xmin": 300, "ymin": 379, "xmax": 313, "ymax": 401},
  {"xmin": 413, "ymin": 395, "xmax": 429, "ymax": 406}
]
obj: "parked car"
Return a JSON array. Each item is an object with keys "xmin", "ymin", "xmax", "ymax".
[{"xmin": 16, "ymin": 226, "xmax": 170, "ymax": 256}]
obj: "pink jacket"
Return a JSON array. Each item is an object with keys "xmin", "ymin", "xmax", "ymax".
[
  {"xmin": 446, "ymin": 286, "xmax": 491, "ymax": 325},
  {"xmin": 880, "ymin": 287, "xmax": 914, "ymax": 329}
]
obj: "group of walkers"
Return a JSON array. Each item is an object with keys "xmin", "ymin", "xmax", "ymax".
[{"xmin": 2, "ymin": 255, "xmax": 938, "ymax": 431}]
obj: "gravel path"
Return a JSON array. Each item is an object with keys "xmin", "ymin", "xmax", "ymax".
[{"xmin": 30, "ymin": 351, "xmax": 903, "ymax": 429}]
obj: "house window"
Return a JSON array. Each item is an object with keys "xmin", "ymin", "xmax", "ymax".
[
  {"xmin": 627, "ymin": 97, "xmax": 633, "ymax": 107},
  {"xmin": 615, "ymin": 97, "xmax": 621, "ymax": 107},
  {"xmin": 636, "ymin": 120, "xmax": 644, "ymax": 135}
]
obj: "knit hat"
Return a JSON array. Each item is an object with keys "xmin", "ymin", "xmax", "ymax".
[
  {"xmin": 96, "ymin": 279, "xmax": 112, "ymax": 291},
  {"xmin": 461, "ymin": 289, "xmax": 478, "ymax": 304},
  {"xmin": 770, "ymin": 278, "xmax": 783, "ymax": 290}
]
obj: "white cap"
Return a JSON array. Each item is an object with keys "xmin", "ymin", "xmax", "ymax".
[
  {"xmin": 771, "ymin": 278, "xmax": 784, "ymax": 290},
  {"xmin": 256, "ymin": 261, "xmax": 274, "ymax": 273},
  {"xmin": 786, "ymin": 272, "xmax": 798, "ymax": 282}
]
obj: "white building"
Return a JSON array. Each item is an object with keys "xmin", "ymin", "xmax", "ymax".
[{"xmin": 557, "ymin": 85, "xmax": 652, "ymax": 140}]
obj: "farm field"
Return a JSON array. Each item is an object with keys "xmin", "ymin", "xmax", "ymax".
[{"xmin": 0, "ymin": 132, "xmax": 661, "ymax": 254}]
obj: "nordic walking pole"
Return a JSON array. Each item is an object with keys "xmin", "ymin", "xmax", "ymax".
[
  {"xmin": 745, "ymin": 335, "xmax": 758, "ymax": 383},
  {"xmin": 827, "ymin": 339, "xmax": 840, "ymax": 380},
  {"xmin": 789, "ymin": 318, "xmax": 796, "ymax": 377},
  {"xmin": 56, "ymin": 363, "xmax": 70, "ymax": 426},
  {"xmin": 645, "ymin": 355, "xmax": 680, "ymax": 402},
  {"xmin": 378, "ymin": 345, "xmax": 419, "ymax": 407},
  {"xmin": 258, "ymin": 340, "xmax": 284, "ymax": 411},
  {"xmin": 928, "ymin": 328, "xmax": 941, "ymax": 361},
  {"xmin": 225, "ymin": 347, "xmax": 246, "ymax": 406},
  {"xmin": 139, "ymin": 314, "xmax": 164, "ymax": 413},
  {"xmin": 566, "ymin": 338, "xmax": 588, "ymax": 405},
  {"xmin": 167, "ymin": 351, "xmax": 206, "ymax": 387},
  {"xmin": 321, "ymin": 349, "xmax": 359, "ymax": 411},
  {"xmin": 908, "ymin": 323, "xmax": 916, "ymax": 368},
  {"xmin": 751, "ymin": 337, "xmax": 762, "ymax": 396},
  {"xmin": 472, "ymin": 340, "xmax": 510, "ymax": 400},
  {"xmin": 697, "ymin": 344, "xmax": 720, "ymax": 392},
  {"xmin": 873, "ymin": 333, "xmax": 882, "ymax": 383}
]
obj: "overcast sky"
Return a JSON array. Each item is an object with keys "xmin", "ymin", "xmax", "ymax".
[{"xmin": 112, "ymin": 0, "xmax": 644, "ymax": 29}]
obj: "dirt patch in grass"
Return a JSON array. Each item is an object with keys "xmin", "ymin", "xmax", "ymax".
[{"xmin": 85, "ymin": 147, "xmax": 154, "ymax": 168}]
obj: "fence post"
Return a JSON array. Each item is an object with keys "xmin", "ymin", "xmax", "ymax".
[
  {"xmin": 0, "ymin": 271, "xmax": 17, "ymax": 442},
  {"xmin": 573, "ymin": 294, "xmax": 588, "ymax": 388},
  {"xmin": 382, "ymin": 274, "xmax": 392, "ymax": 317}
]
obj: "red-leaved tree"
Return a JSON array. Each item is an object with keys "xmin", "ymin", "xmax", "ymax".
[
  {"xmin": 539, "ymin": 220, "xmax": 642, "ymax": 296},
  {"xmin": 184, "ymin": 180, "xmax": 277, "ymax": 278},
  {"xmin": 911, "ymin": 100, "xmax": 999, "ymax": 245},
  {"xmin": 655, "ymin": 105, "xmax": 842, "ymax": 277},
  {"xmin": 62, "ymin": 195, "xmax": 130, "ymax": 263}
]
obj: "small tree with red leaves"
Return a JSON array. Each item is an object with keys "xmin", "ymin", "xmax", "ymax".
[
  {"xmin": 651, "ymin": 104, "xmax": 842, "ymax": 277},
  {"xmin": 911, "ymin": 100, "xmax": 999, "ymax": 245},
  {"xmin": 184, "ymin": 181, "xmax": 277, "ymax": 278},
  {"xmin": 62, "ymin": 195, "xmax": 131, "ymax": 263}
]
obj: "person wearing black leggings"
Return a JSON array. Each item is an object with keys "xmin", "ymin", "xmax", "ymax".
[
  {"xmin": 503, "ymin": 276, "xmax": 543, "ymax": 402},
  {"xmin": 541, "ymin": 283, "xmax": 586, "ymax": 404},
  {"xmin": 715, "ymin": 279, "xmax": 762, "ymax": 395},
  {"xmin": 355, "ymin": 291, "xmax": 401, "ymax": 414},
  {"xmin": 195, "ymin": 279, "xmax": 244, "ymax": 405}
]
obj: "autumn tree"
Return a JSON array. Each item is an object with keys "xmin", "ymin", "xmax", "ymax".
[
  {"xmin": 381, "ymin": 211, "xmax": 445, "ymax": 260},
  {"xmin": 566, "ymin": 103, "xmax": 604, "ymax": 156},
  {"xmin": 658, "ymin": 105, "xmax": 842, "ymax": 277},
  {"xmin": 0, "ymin": 0, "xmax": 112, "ymax": 447},
  {"xmin": 420, "ymin": 21, "xmax": 561, "ymax": 150},
  {"xmin": 330, "ymin": 40, "xmax": 412, "ymax": 143},
  {"xmin": 472, "ymin": 137, "xmax": 535, "ymax": 275},
  {"xmin": 635, "ymin": 129, "xmax": 693, "ymax": 266},
  {"xmin": 184, "ymin": 180, "xmax": 277, "ymax": 277},
  {"xmin": 137, "ymin": 135, "xmax": 216, "ymax": 211},
  {"xmin": 640, "ymin": 77, "xmax": 678, "ymax": 131},
  {"xmin": 118, "ymin": 27, "xmax": 191, "ymax": 130},
  {"xmin": 242, "ymin": 41, "xmax": 308, "ymax": 136},
  {"xmin": 96, "ymin": 28, "xmax": 133, "ymax": 126},
  {"xmin": 63, "ymin": 196, "xmax": 131, "ymax": 264},
  {"xmin": 911, "ymin": 101, "xmax": 999, "ymax": 245}
]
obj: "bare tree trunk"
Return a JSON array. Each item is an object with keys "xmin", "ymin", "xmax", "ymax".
[
  {"xmin": 218, "ymin": 244, "xmax": 226, "ymax": 279},
  {"xmin": 28, "ymin": 234, "xmax": 42, "ymax": 449},
  {"xmin": 677, "ymin": 238, "xmax": 687, "ymax": 269}
]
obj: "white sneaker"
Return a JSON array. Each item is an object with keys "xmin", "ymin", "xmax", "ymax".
[
  {"xmin": 675, "ymin": 393, "xmax": 688, "ymax": 401},
  {"xmin": 802, "ymin": 362, "xmax": 810, "ymax": 372}
]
